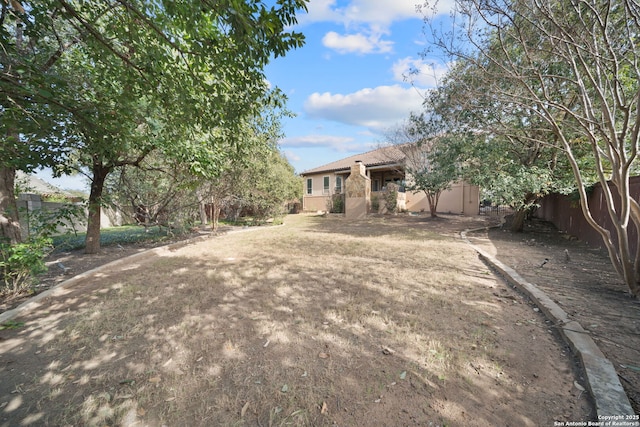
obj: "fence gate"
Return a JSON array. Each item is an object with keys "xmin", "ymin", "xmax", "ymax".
[{"xmin": 478, "ymin": 201, "xmax": 513, "ymax": 217}]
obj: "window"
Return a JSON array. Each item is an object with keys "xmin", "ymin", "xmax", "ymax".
[
  {"xmin": 372, "ymin": 179, "xmax": 380, "ymax": 192},
  {"xmin": 335, "ymin": 176, "xmax": 342, "ymax": 193},
  {"xmin": 323, "ymin": 176, "xmax": 330, "ymax": 194},
  {"xmin": 306, "ymin": 178, "xmax": 313, "ymax": 195}
]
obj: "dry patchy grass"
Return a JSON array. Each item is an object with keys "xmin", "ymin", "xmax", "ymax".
[{"xmin": 0, "ymin": 214, "xmax": 592, "ymax": 426}]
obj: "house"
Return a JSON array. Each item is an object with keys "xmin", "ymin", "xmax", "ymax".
[
  {"xmin": 15, "ymin": 172, "xmax": 122, "ymax": 240},
  {"xmin": 300, "ymin": 145, "xmax": 480, "ymax": 217},
  {"xmin": 15, "ymin": 171, "xmax": 77, "ymax": 200}
]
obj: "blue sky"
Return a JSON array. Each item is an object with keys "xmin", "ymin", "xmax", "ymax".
[
  {"xmin": 36, "ymin": 0, "xmax": 453, "ymax": 190},
  {"xmin": 267, "ymin": 0, "xmax": 453, "ymax": 173}
]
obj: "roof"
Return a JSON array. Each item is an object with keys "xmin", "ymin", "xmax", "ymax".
[
  {"xmin": 301, "ymin": 144, "xmax": 408, "ymax": 175},
  {"xmin": 15, "ymin": 171, "xmax": 74, "ymax": 197}
]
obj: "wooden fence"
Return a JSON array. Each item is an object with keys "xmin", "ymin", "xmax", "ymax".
[{"xmin": 534, "ymin": 176, "xmax": 640, "ymax": 257}]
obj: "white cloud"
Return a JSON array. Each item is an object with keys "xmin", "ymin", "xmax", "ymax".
[
  {"xmin": 302, "ymin": 0, "xmax": 420, "ymax": 27},
  {"xmin": 281, "ymin": 134, "xmax": 370, "ymax": 153},
  {"xmin": 392, "ymin": 57, "xmax": 451, "ymax": 87},
  {"xmin": 302, "ymin": 1, "xmax": 421, "ymax": 55},
  {"xmin": 282, "ymin": 150, "xmax": 301, "ymax": 162},
  {"xmin": 299, "ymin": 0, "xmax": 457, "ymax": 29},
  {"xmin": 341, "ymin": 0, "xmax": 419, "ymax": 25},
  {"xmin": 322, "ymin": 31, "xmax": 393, "ymax": 54},
  {"xmin": 301, "ymin": 0, "xmax": 342, "ymax": 24},
  {"xmin": 416, "ymin": 0, "xmax": 458, "ymax": 19},
  {"xmin": 304, "ymin": 85, "xmax": 426, "ymax": 131},
  {"xmin": 280, "ymin": 134, "xmax": 355, "ymax": 150}
]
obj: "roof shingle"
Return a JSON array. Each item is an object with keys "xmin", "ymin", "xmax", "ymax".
[{"xmin": 301, "ymin": 144, "xmax": 407, "ymax": 175}]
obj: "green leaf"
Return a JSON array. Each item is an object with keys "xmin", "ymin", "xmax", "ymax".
[{"xmin": 0, "ymin": 320, "xmax": 25, "ymax": 330}]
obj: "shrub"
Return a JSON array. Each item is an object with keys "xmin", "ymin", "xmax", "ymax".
[
  {"xmin": 325, "ymin": 193, "xmax": 345, "ymax": 214},
  {"xmin": 29, "ymin": 204, "xmax": 85, "ymax": 239},
  {"xmin": 0, "ymin": 204, "xmax": 79, "ymax": 296},
  {"xmin": 371, "ymin": 195, "xmax": 380, "ymax": 213},
  {"xmin": 331, "ymin": 194, "xmax": 345, "ymax": 213},
  {"xmin": 384, "ymin": 187, "xmax": 398, "ymax": 213},
  {"xmin": 0, "ymin": 238, "xmax": 51, "ymax": 296}
]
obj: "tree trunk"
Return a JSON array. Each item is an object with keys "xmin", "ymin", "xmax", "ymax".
[
  {"xmin": 196, "ymin": 187, "xmax": 209, "ymax": 229},
  {"xmin": 199, "ymin": 200, "xmax": 208, "ymax": 228},
  {"xmin": 0, "ymin": 166, "xmax": 22, "ymax": 244},
  {"xmin": 633, "ymin": 271, "xmax": 640, "ymax": 299},
  {"xmin": 511, "ymin": 194, "xmax": 538, "ymax": 233},
  {"xmin": 1, "ymin": 11, "xmax": 25, "ymax": 244},
  {"xmin": 85, "ymin": 164, "xmax": 111, "ymax": 254},
  {"xmin": 425, "ymin": 191, "xmax": 438, "ymax": 218},
  {"xmin": 510, "ymin": 208, "xmax": 527, "ymax": 233},
  {"xmin": 212, "ymin": 198, "xmax": 221, "ymax": 231},
  {"xmin": 429, "ymin": 201, "xmax": 437, "ymax": 218}
]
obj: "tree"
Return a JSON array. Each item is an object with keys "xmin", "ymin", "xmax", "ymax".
[
  {"xmin": 108, "ymin": 140, "xmax": 301, "ymax": 231},
  {"xmin": 105, "ymin": 97, "xmax": 302, "ymax": 231},
  {"xmin": 235, "ymin": 147, "xmax": 301, "ymax": 222},
  {"xmin": 105, "ymin": 154, "xmax": 199, "ymax": 232},
  {"xmin": 423, "ymin": 60, "xmax": 580, "ymax": 231},
  {"xmin": 420, "ymin": 0, "xmax": 640, "ymax": 296},
  {"xmin": 1, "ymin": 1, "xmax": 80, "ymax": 243},
  {"xmin": 1, "ymin": 0, "xmax": 308, "ymax": 253},
  {"xmin": 384, "ymin": 118, "xmax": 462, "ymax": 217},
  {"xmin": 195, "ymin": 100, "xmax": 302, "ymax": 227},
  {"xmin": 405, "ymin": 139, "xmax": 461, "ymax": 218}
]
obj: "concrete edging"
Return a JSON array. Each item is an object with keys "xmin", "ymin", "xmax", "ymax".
[
  {"xmin": 0, "ymin": 233, "xmax": 217, "ymax": 325},
  {"xmin": 461, "ymin": 229, "xmax": 636, "ymax": 420},
  {"xmin": 1, "ymin": 223, "xmax": 635, "ymax": 420},
  {"xmin": 0, "ymin": 224, "xmax": 280, "ymax": 325}
]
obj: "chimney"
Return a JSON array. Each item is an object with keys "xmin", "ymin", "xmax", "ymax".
[{"xmin": 352, "ymin": 160, "xmax": 366, "ymax": 177}]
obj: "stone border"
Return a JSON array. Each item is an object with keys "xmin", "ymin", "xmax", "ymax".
[
  {"xmin": 461, "ymin": 228, "xmax": 636, "ymax": 420},
  {"xmin": 1, "ymin": 223, "xmax": 634, "ymax": 420},
  {"xmin": 0, "ymin": 225, "xmax": 271, "ymax": 325}
]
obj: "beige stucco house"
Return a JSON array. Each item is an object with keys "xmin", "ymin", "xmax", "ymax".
[{"xmin": 300, "ymin": 145, "xmax": 480, "ymax": 217}]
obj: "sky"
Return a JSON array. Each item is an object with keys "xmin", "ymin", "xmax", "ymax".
[
  {"xmin": 35, "ymin": 0, "xmax": 453, "ymax": 190},
  {"xmin": 267, "ymin": 0, "xmax": 454, "ymax": 174}
]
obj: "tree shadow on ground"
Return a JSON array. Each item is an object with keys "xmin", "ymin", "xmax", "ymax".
[
  {"xmin": 0, "ymin": 215, "xmax": 593, "ymax": 426},
  {"xmin": 468, "ymin": 220, "xmax": 640, "ymax": 413}
]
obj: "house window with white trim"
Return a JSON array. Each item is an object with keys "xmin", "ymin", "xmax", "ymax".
[
  {"xmin": 323, "ymin": 176, "xmax": 330, "ymax": 194},
  {"xmin": 306, "ymin": 178, "xmax": 313, "ymax": 195},
  {"xmin": 335, "ymin": 176, "xmax": 342, "ymax": 193}
]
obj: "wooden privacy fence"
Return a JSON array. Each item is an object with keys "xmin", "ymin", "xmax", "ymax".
[{"xmin": 535, "ymin": 176, "xmax": 640, "ymax": 257}]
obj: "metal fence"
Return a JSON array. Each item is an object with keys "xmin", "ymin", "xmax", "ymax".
[{"xmin": 478, "ymin": 204, "xmax": 513, "ymax": 217}]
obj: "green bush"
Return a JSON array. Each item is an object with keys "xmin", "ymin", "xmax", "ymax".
[
  {"xmin": 0, "ymin": 204, "xmax": 80, "ymax": 296},
  {"xmin": 371, "ymin": 195, "xmax": 380, "ymax": 213},
  {"xmin": 0, "ymin": 238, "xmax": 51, "ymax": 296},
  {"xmin": 51, "ymin": 225, "xmax": 180, "ymax": 251},
  {"xmin": 384, "ymin": 187, "xmax": 398, "ymax": 213},
  {"xmin": 29, "ymin": 204, "xmax": 85, "ymax": 239},
  {"xmin": 324, "ymin": 193, "xmax": 345, "ymax": 214},
  {"xmin": 331, "ymin": 194, "xmax": 345, "ymax": 213}
]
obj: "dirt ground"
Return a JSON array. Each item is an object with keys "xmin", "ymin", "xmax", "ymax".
[
  {"xmin": 0, "ymin": 213, "xmax": 627, "ymax": 426},
  {"xmin": 0, "ymin": 229, "xmax": 209, "ymax": 315},
  {"xmin": 465, "ymin": 217, "xmax": 640, "ymax": 414}
]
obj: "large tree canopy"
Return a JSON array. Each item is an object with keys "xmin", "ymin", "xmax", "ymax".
[
  {"xmin": 385, "ymin": 118, "xmax": 462, "ymax": 218},
  {"xmin": 423, "ymin": 60, "xmax": 580, "ymax": 231},
  {"xmin": 420, "ymin": 0, "xmax": 640, "ymax": 296},
  {"xmin": 103, "ymin": 98, "xmax": 301, "ymax": 233},
  {"xmin": 1, "ymin": 0, "xmax": 308, "ymax": 251}
]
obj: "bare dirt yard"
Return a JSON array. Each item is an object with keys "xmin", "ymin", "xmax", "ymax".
[
  {"xmin": 466, "ymin": 218, "xmax": 640, "ymax": 415},
  {"xmin": 0, "ymin": 213, "xmax": 608, "ymax": 426}
]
